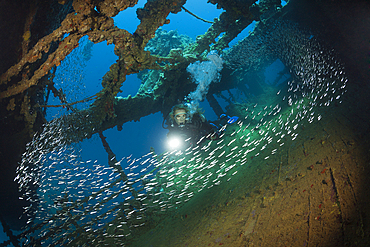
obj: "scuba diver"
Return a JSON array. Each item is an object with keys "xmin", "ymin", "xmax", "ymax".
[
  {"xmin": 163, "ymin": 103, "xmax": 238, "ymax": 150},
  {"xmin": 164, "ymin": 103, "xmax": 218, "ymax": 150}
]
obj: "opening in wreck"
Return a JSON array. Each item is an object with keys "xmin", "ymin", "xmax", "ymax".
[{"xmin": 1, "ymin": 0, "xmax": 370, "ymax": 246}]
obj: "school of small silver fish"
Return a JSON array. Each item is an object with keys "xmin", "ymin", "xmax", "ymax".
[{"xmin": 15, "ymin": 20, "xmax": 347, "ymax": 246}]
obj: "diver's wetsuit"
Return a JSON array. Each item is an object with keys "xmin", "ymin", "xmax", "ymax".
[{"xmin": 167, "ymin": 113, "xmax": 218, "ymax": 148}]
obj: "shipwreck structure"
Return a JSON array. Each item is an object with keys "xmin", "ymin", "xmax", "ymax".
[{"xmin": 1, "ymin": 0, "xmax": 370, "ymax": 246}]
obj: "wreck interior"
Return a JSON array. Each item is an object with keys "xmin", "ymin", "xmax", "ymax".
[{"xmin": 1, "ymin": 0, "xmax": 370, "ymax": 246}]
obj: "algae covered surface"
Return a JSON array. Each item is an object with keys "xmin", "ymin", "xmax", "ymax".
[{"xmin": 132, "ymin": 100, "xmax": 366, "ymax": 246}]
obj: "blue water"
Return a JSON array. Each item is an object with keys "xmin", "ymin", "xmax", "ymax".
[
  {"xmin": 46, "ymin": 0, "xmax": 255, "ymax": 165},
  {"xmin": 0, "ymin": 226, "xmax": 7, "ymax": 246}
]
